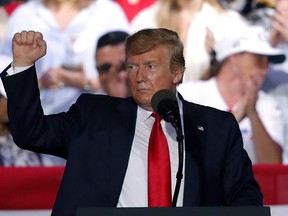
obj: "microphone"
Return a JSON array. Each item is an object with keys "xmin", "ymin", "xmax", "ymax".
[
  {"xmin": 151, "ymin": 89, "xmax": 180, "ymax": 129},
  {"xmin": 151, "ymin": 89, "xmax": 184, "ymax": 207}
]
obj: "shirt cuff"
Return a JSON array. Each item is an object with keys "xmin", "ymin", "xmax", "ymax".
[{"xmin": 6, "ymin": 63, "xmax": 33, "ymax": 76}]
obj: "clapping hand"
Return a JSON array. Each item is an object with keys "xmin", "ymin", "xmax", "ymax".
[{"xmin": 233, "ymin": 75, "xmax": 260, "ymax": 122}]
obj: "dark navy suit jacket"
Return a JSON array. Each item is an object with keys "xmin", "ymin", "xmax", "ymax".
[{"xmin": 1, "ymin": 65, "xmax": 262, "ymax": 216}]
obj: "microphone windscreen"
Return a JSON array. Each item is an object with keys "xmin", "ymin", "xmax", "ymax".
[{"xmin": 151, "ymin": 89, "xmax": 177, "ymax": 116}]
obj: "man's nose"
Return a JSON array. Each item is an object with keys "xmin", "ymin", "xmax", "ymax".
[
  {"xmin": 260, "ymin": 61, "xmax": 269, "ymax": 75},
  {"xmin": 136, "ymin": 66, "xmax": 147, "ymax": 82}
]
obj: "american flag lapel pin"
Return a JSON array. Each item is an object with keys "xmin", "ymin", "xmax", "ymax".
[{"xmin": 197, "ymin": 126, "xmax": 204, "ymax": 131}]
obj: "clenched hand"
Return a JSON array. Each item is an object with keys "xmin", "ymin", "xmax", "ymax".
[{"xmin": 12, "ymin": 30, "xmax": 47, "ymax": 67}]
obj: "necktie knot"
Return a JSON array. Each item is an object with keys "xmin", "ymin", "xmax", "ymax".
[
  {"xmin": 151, "ymin": 112, "xmax": 157, "ymax": 118},
  {"xmin": 151, "ymin": 112, "xmax": 161, "ymax": 123}
]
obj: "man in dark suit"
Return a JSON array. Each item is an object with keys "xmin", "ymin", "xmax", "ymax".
[{"xmin": 1, "ymin": 28, "xmax": 262, "ymax": 216}]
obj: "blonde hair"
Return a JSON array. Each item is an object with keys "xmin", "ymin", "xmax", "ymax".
[
  {"xmin": 156, "ymin": 0, "xmax": 209, "ymax": 35},
  {"xmin": 156, "ymin": 0, "xmax": 179, "ymax": 31},
  {"xmin": 156, "ymin": 0, "xmax": 231, "ymax": 29},
  {"xmin": 43, "ymin": 0, "xmax": 94, "ymax": 10}
]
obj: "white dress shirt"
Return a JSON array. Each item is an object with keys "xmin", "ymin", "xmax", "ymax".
[{"xmin": 118, "ymin": 96, "xmax": 185, "ymax": 207}]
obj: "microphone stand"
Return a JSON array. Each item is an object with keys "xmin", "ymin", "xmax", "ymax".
[
  {"xmin": 153, "ymin": 90, "xmax": 184, "ymax": 207},
  {"xmin": 170, "ymin": 113, "xmax": 184, "ymax": 207}
]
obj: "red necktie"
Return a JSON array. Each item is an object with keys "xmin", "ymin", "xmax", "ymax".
[{"xmin": 148, "ymin": 112, "xmax": 172, "ymax": 207}]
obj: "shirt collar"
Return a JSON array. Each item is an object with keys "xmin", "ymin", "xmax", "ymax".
[{"xmin": 137, "ymin": 106, "xmax": 152, "ymax": 123}]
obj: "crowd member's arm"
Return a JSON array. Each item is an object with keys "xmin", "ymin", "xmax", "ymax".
[
  {"xmin": 249, "ymin": 111, "xmax": 282, "ymax": 163},
  {"xmin": 270, "ymin": 9, "xmax": 288, "ymax": 46},
  {"xmin": 39, "ymin": 65, "xmax": 100, "ymax": 92}
]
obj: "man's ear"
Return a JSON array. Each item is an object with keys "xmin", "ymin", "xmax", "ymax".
[{"xmin": 172, "ymin": 67, "xmax": 184, "ymax": 84}]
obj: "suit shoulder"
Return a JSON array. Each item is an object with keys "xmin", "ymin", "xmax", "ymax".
[
  {"xmin": 77, "ymin": 93, "xmax": 122, "ymax": 102},
  {"xmin": 76, "ymin": 93, "xmax": 135, "ymax": 108},
  {"xmin": 183, "ymin": 99, "xmax": 235, "ymax": 122}
]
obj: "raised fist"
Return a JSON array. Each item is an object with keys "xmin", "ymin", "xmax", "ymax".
[{"xmin": 12, "ymin": 30, "xmax": 47, "ymax": 67}]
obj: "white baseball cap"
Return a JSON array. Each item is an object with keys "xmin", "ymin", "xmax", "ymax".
[{"xmin": 214, "ymin": 25, "xmax": 285, "ymax": 64}]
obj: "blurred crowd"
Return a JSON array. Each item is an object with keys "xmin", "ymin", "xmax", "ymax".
[{"xmin": 0, "ymin": 0, "xmax": 288, "ymax": 166}]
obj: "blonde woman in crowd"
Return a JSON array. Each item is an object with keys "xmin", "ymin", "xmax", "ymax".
[
  {"xmin": 1, "ymin": 0, "xmax": 129, "ymax": 114},
  {"xmin": 130, "ymin": 0, "xmax": 248, "ymax": 82}
]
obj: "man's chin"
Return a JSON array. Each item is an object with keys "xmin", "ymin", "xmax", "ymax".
[{"xmin": 132, "ymin": 94, "xmax": 152, "ymax": 110}]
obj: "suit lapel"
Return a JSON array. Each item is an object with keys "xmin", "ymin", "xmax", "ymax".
[{"xmin": 109, "ymin": 97, "xmax": 137, "ymax": 206}]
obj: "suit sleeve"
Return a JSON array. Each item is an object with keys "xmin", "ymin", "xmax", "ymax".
[
  {"xmin": 1, "ymin": 65, "xmax": 83, "ymax": 158},
  {"xmin": 224, "ymin": 113, "xmax": 263, "ymax": 206}
]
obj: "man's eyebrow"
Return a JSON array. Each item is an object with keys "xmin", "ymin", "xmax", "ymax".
[{"xmin": 141, "ymin": 58, "xmax": 158, "ymax": 63}]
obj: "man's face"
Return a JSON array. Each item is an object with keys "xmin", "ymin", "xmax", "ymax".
[
  {"xmin": 96, "ymin": 44, "xmax": 128, "ymax": 97},
  {"xmin": 126, "ymin": 46, "xmax": 183, "ymax": 111}
]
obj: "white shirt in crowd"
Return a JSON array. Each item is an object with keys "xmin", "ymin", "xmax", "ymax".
[{"xmin": 178, "ymin": 78, "xmax": 285, "ymax": 164}]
